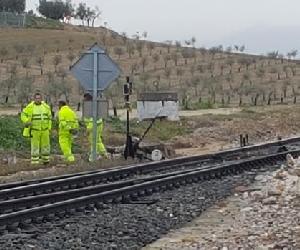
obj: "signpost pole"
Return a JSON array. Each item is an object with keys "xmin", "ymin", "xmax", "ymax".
[
  {"xmin": 92, "ymin": 51, "xmax": 98, "ymax": 162},
  {"xmin": 70, "ymin": 44, "xmax": 121, "ymax": 162}
]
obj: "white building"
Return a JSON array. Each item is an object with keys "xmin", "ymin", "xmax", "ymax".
[{"xmin": 137, "ymin": 92, "xmax": 179, "ymax": 121}]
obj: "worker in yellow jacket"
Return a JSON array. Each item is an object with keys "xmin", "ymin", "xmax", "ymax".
[
  {"xmin": 58, "ymin": 100, "xmax": 79, "ymax": 162},
  {"xmin": 83, "ymin": 93, "xmax": 107, "ymax": 161},
  {"xmin": 21, "ymin": 93, "xmax": 52, "ymax": 164},
  {"xmin": 84, "ymin": 117, "xmax": 107, "ymax": 161}
]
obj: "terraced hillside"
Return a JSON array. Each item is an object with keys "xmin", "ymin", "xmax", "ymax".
[{"xmin": 0, "ymin": 23, "xmax": 300, "ymax": 109}]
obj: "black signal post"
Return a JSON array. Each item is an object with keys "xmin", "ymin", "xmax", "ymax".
[{"xmin": 124, "ymin": 76, "xmax": 134, "ymax": 159}]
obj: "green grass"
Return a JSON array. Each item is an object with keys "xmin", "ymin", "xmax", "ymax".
[
  {"xmin": 107, "ymin": 116, "xmax": 191, "ymax": 141},
  {"xmin": 0, "ymin": 116, "xmax": 84, "ymax": 154},
  {"xmin": 25, "ymin": 16, "xmax": 63, "ymax": 30},
  {"xmin": 183, "ymin": 101, "xmax": 215, "ymax": 110},
  {"xmin": 0, "ymin": 116, "xmax": 29, "ymax": 151}
]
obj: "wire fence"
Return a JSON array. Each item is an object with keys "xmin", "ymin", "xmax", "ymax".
[{"xmin": 0, "ymin": 12, "xmax": 26, "ymax": 27}]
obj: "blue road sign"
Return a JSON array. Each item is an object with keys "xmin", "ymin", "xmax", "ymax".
[{"xmin": 70, "ymin": 44, "xmax": 121, "ymax": 91}]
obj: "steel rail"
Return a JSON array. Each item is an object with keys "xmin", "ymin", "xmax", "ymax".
[
  {"xmin": 0, "ymin": 149, "xmax": 297, "ymax": 232},
  {"xmin": 0, "ymin": 135, "xmax": 298, "ymax": 191}
]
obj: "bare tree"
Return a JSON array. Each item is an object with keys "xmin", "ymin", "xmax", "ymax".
[
  {"xmin": 267, "ymin": 50, "xmax": 279, "ymax": 59},
  {"xmin": 197, "ymin": 64, "xmax": 204, "ymax": 74},
  {"xmin": 26, "ymin": 44, "xmax": 36, "ymax": 57},
  {"xmin": 152, "ymin": 53, "xmax": 160, "ymax": 70},
  {"xmin": 289, "ymin": 49, "xmax": 298, "ymax": 60},
  {"xmin": 239, "ymin": 45, "xmax": 245, "ymax": 52},
  {"xmin": 164, "ymin": 40, "xmax": 172, "ymax": 54},
  {"xmin": 136, "ymin": 42, "xmax": 144, "ymax": 57},
  {"xmin": 190, "ymin": 64, "xmax": 195, "ymax": 77},
  {"xmin": 184, "ymin": 40, "xmax": 191, "ymax": 47},
  {"xmin": 163, "ymin": 54, "xmax": 171, "ymax": 68},
  {"xmin": 281, "ymin": 80, "xmax": 290, "ymax": 99},
  {"xmin": 176, "ymin": 67, "xmax": 184, "ymax": 87},
  {"xmin": 120, "ymin": 32, "xmax": 128, "ymax": 45},
  {"xmin": 256, "ymin": 67, "xmax": 266, "ymax": 79},
  {"xmin": 175, "ymin": 41, "xmax": 181, "ymax": 51},
  {"xmin": 113, "ymin": 47, "xmax": 124, "ymax": 59},
  {"xmin": 291, "ymin": 66, "xmax": 297, "ymax": 76},
  {"xmin": 226, "ymin": 46, "xmax": 232, "ymax": 53},
  {"xmin": 21, "ymin": 58, "xmax": 30, "ymax": 76},
  {"xmin": 139, "ymin": 73, "xmax": 150, "ymax": 91},
  {"xmin": 242, "ymin": 72, "xmax": 252, "ymax": 86},
  {"xmin": 140, "ymin": 56, "xmax": 148, "ymax": 72},
  {"xmin": 67, "ymin": 53, "xmax": 76, "ymax": 65},
  {"xmin": 142, "ymin": 31, "xmax": 148, "ymax": 40},
  {"xmin": 4, "ymin": 64, "xmax": 18, "ymax": 103},
  {"xmin": 36, "ymin": 56, "xmax": 44, "ymax": 75},
  {"xmin": 146, "ymin": 42, "xmax": 155, "ymax": 56},
  {"xmin": 0, "ymin": 47, "xmax": 8, "ymax": 63},
  {"xmin": 181, "ymin": 48, "xmax": 193, "ymax": 65},
  {"xmin": 171, "ymin": 52, "xmax": 179, "ymax": 66},
  {"xmin": 234, "ymin": 45, "xmax": 239, "ymax": 52},
  {"xmin": 130, "ymin": 62, "xmax": 139, "ymax": 75},
  {"xmin": 14, "ymin": 44, "xmax": 24, "ymax": 60},
  {"xmin": 191, "ymin": 76, "xmax": 200, "ymax": 96},
  {"xmin": 202, "ymin": 78, "xmax": 218, "ymax": 104},
  {"xmin": 226, "ymin": 58, "xmax": 235, "ymax": 74},
  {"xmin": 164, "ymin": 68, "xmax": 172, "ymax": 88},
  {"xmin": 283, "ymin": 65, "xmax": 290, "ymax": 79},
  {"xmin": 17, "ymin": 77, "xmax": 33, "ymax": 106},
  {"xmin": 53, "ymin": 55, "xmax": 62, "ymax": 73},
  {"xmin": 126, "ymin": 43, "xmax": 135, "ymax": 58},
  {"xmin": 91, "ymin": 6, "xmax": 101, "ymax": 27},
  {"xmin": 191, "ymin": 37, "xmax": 196, "ymax": 48},
  {"xmin": 57, "ymin": 67, "xmax": 68, "ymax": 81}
]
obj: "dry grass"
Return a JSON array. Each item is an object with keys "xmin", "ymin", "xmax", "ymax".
[{"xmin": 0, "ymin": 24, "xmax": 300, "ymax": 107}]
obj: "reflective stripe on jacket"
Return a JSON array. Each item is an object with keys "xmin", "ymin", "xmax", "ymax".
[
  {"xmin": 58, "ymin": 105, "xmax": 79, "ymax": 132},
  {"xmin": 21, "ymin": 101, "xmax": 52, "ymax": 131}
]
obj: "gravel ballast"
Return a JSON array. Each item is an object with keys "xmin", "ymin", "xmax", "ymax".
[{"xmin": 0, "ymin": 167, "xmax": 268, "ymax": 250}]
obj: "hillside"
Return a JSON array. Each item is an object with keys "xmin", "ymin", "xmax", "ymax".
[{"xmin": 0, "ymin": 22, "xmax": 300, "ymax": 109}]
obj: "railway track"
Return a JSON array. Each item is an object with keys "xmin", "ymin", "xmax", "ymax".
[
  {"xmin": 0, "ymin": 135, "xmax": 298, "ymax": 192},
  {"xmin": 0, "ymin": 137, "xmax": 299, "ymax": 233}
]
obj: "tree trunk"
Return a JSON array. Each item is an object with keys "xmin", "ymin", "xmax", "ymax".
[
  {"xmin": 267, "ymin": 95, "xmax": 272, "ymax": 105},
  {"xmin": 113, "ymin": 107, "xmax": 118, "ymax": 117},
  {"xmin": 283, "ymin": 89, "xmax": 287, "ymax": 98},
  {"xmin": 227, "ymin": 95, "xmax": 231, "ymax": 104},
  {"xmin": 254, "ymin": 95, "xmax": 259, "ymax": 106}
]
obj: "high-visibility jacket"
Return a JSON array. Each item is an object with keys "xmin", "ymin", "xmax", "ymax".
[
  {"xmin": 58, "ymin": 105, "xmax": 79, "ymax": 132},
  {"xmin": 21, "ymin": 101, "xmax": 52, "ymax": 131},
  {"xmin": 84, "ymin": 118, "xmax": 104, "ymax": 133}
]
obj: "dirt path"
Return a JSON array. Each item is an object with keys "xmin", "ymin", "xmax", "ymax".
[{"xmin": 0, "ymin": 107, "xmax": 242, "ymax": 118}]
